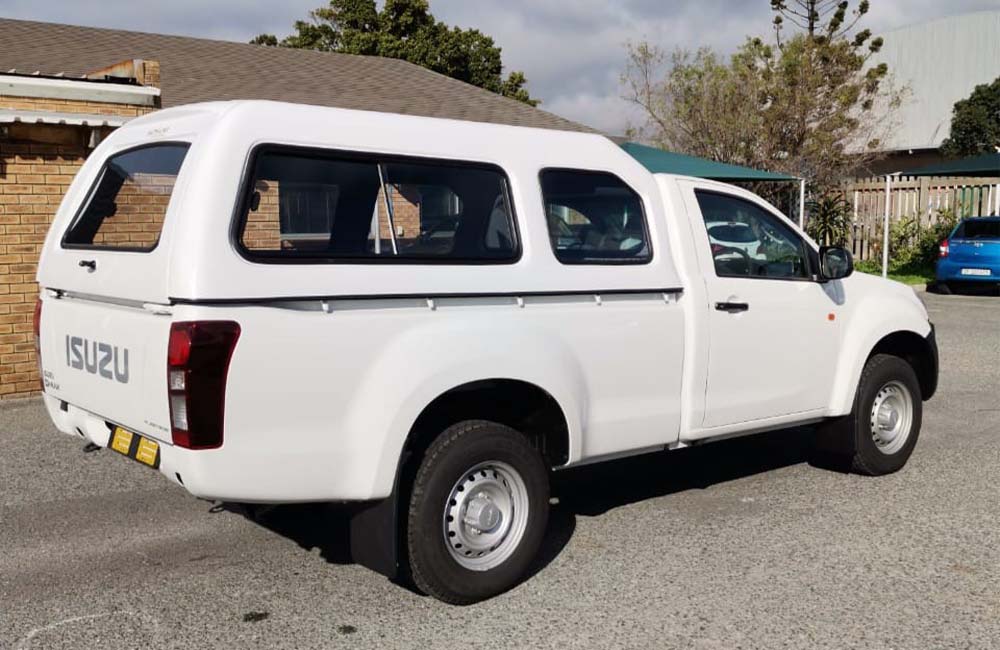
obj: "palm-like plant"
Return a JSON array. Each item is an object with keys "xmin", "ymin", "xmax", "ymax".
[{"xmin": 805, "ymin": 193, "xmax": 853, "ymax": 246}]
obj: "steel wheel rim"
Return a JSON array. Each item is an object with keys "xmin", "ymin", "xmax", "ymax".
[
  {"xmin": 443, "ymin": 460, "xmax": 529, "ymax": 571},
  {"xmin": 870, "ymin": 380, "xmax": 914, "ymax": 455}
]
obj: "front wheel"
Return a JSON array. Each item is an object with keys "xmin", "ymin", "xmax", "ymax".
[
  {"xmin": 406, "ymin": 420, "xmax": 549, "ymax": 605},
  {"xmin": 814, "ymin": 354, "xmax": 923, "ymax": 476}
]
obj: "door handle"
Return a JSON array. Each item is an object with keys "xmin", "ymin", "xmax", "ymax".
[
  {"xmin": 78, "ymin": 259, "xmax": 97, "ymax": 272},
  {"xmin": 715, "ymin": 301, "xmax": 749, "ymax": 313}
]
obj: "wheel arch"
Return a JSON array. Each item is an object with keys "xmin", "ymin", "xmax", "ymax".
[
  {"xmin": 348, "ymin": 377, "xmax": 574, "ymax": 583},
  {"xmin": 867, "ymin": 330, "xmax": 938, "ymax": 401},
  {"xmin": 404, "ymin": 378, "xmax": 571, "ymax": 468},
  {"xmin": 830, "ymin": 324, "xmax": 937, "ymax": 415}
]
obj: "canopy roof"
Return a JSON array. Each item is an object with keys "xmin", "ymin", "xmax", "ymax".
[
  {"xmin": 906, "ymin": 152, "xmax": 1000, "ymax": 177},
  {"xmin": 620, "ymin": 142, "xmax": 798, "ymax": 182}
]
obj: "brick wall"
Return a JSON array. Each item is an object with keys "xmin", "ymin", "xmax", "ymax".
[
  {"xmin": 378, "ymin": 185, "xmax": 422, "ymax": 241},
  {"xmin": 0, "ymin": 88, "xmax": 158, "ymax": 398},
  {"xmin": 0, "ymin": 81, "xmax": 435, "ymax": 398},
  {"xmin": 88, "ymin": 172, "xmax": 174, "ymax": 248},
  {"xmin": 0, "ymin": 95, "xmax": 151, "ymax": 118},
  {"xmin": 240, "ymin": 181, "xmax": 423, "ymax": 252},
  {"xmin": 241, "ymin": 180, "xmax": 282, "ymax": 250},
  {"xmin": 0, "ymin": 140, "xmax": 87, "ymax": 397}
]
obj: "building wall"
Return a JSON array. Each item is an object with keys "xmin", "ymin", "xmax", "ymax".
[
  {"xmin": 240, "ymin": 180, "xmax": 422, "ymax": 253},
  {"xmin": 88, "ymin": 172, "xmax": 174, "ymax": 248},
  {"xmin": 0, "ymin": 93, "xmax": 155, "ymax": 398},
  {"xmin": 0, "ymin": 95, "xmax": 150, "ymax": 118},
  {"xmin": 0, "ymin": 140, "xmax": 86, "ymax": 397},
  {"xmin": 863, "ymin": 149, "xmax": 950, "ymax": 177},
  {"xmin": 868, "ymin": 10, "xmax": 1000, "ymax": 153},
  {"xmin": 1, "ymin": 78, "xmax": 435, "ymax": 398},
  {"xmin": 241, "ymin": 180, "xmax": 282, "ymax": 250}
]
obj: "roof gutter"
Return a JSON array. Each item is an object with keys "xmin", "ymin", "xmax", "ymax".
[
  {"xmin": 0, "ymin": 108, "xmax": 131, "ymax": 128},
  {"xmin": 0, "ymin": 74, "xmax": 160, "ymax": 107}
]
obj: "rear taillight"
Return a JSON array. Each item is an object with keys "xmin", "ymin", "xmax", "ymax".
[
  {"xmin": 33, "ymin": 298, "xmax": 42, "ymax": 389},
  {"xmin": 167, "ymin": 321, "xmax": 240, "ymax": 450},
  {"xmin": 939, "ymin": 240, "xmax": 949, "ymax": 258}
]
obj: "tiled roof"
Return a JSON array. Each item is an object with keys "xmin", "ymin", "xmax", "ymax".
[{"xmin": 0, "ymin": 17, "xmax": 593, "ymax": 133}]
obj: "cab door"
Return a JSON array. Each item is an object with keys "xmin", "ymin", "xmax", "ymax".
[{"xmin": 681, "ymin": 185, "xmax": 842, "ymax": 430}]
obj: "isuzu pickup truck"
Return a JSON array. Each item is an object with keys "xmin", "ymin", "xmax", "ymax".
[{"xmin": 36, "ymin": 100, "xmax": 938, "ymax": 604}]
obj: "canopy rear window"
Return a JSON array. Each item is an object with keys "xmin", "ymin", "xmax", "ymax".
[
  {"xmin": 237, "ymin": 147, "xmax": 518, "ymax": 263},
  {"xmin": 62, "ymin": 143, "xmax": 189, "ymax": 252}
]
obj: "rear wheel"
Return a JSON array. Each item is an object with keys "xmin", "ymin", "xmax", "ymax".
[
  {"xmin": 406, "ymin": 420, "xmax": 549, "ymax": 605},
  {"xmin": 813, "ymin": 354, "xmax": 922, "ymax": 476}
]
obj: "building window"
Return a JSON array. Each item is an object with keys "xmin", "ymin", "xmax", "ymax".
[
  {"xmin": 238, "ymin": 147, "xmax": 518, "ymax": 263},
  {"xmin": 540, "ymin": 169, "xmax": 651, "ymax": 264}
]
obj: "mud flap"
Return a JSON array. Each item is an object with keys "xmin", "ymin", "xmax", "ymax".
[
  {"xmin": 349, "ymin": 491, "xmax": 399, "ymax": 580},
  {"xmin": 810, "ymin": 414, "xmax": 856, "ymax": 473},
  {"xmin": 349, "ymin": 451, "xmax": 414, "ymax": 580}
]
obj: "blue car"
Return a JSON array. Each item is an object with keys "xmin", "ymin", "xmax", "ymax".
[{"xmin": 936, "ymin": 217, "xmax": 1000, "ymax": 293}]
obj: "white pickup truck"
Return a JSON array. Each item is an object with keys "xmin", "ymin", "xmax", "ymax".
[{"xmin": 36, "ymin": 100, "xmax": 938, "ymax": 604}]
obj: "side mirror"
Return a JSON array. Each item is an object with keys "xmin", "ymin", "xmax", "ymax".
[{"xmin": 819, "ymin": 246, "xmax": 854, "ymax": 281}]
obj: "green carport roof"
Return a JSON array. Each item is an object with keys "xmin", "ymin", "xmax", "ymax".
[
  {"xmin": 906, "ymin": 152, "xmax": 1000, "ymax": 177},
  {"xmin": 619, "ymin": 141, "xmax": 798, "ymax": 182}
]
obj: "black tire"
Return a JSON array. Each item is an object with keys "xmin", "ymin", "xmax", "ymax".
[
  {"xmin": 813, "ymin": 354, "xmax": 922, "ymax": 476},
  {"xmin": 933, "ymin": 281, "xmax": 952, "ymax": 295},
  {"xmin": 406, "ymin": 420, "xmax": 549, "ymax": 605}
]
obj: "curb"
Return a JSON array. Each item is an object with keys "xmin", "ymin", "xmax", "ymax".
[{"xmin": 0, "ymin": 394, "xmax": 43, "ymax": 411}]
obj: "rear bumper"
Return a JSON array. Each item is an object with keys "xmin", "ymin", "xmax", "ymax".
[
  {"xmin": 936, "ymin": 259, "xmax": 1000, "ymax": 283},
  {"xmin": 42, "ymin": 394, "xmax": 385, "ymax": 503}
]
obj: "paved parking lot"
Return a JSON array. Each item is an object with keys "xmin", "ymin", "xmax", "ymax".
[{"xmin": 2, "ymin": 290, "xmax": 998, "ymax": 649}]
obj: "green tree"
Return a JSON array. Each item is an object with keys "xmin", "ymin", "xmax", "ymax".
[
  {"xmin": 941, "ymin": 77, "xmax": 1000, "ymax": 156},
  {"xmin": 253, "ymin": 0, "xmax": 537, "ymax": 106},
  {"xmin": 622, "ymin": 0, "xmax": 903, "ymax": 189}
]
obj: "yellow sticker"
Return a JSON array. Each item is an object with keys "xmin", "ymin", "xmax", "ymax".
[
  {"xmin": 110, "ymin": 427, "xmax": 133, "ymax": 455},
  {"xmin": 135, "ymin": 437, "xmax": 159, "ymax": 467}
]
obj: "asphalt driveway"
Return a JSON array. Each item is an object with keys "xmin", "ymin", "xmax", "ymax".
[{"xmin": 1, "ymin": 290, "xmax": 998, "ymax": 649}]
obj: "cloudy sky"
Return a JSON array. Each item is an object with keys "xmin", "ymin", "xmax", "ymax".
[{"xmin": 1, "ymin": 0, "xmax": 997, "ymax": 132}]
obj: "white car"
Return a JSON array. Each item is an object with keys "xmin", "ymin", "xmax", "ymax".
[
  {"xmin": 35, "ymin": 101, "xmax": 938, "ymax": 604},
  {"xmin": 705, "ymin": 220, "xmax": 761, "ymax": 257}
]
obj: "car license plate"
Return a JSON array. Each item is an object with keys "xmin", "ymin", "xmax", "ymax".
[
  {"xmin": 960, "ymin": 268, "xmax": 991, "ymax": 276},
  {"xmin": 108, "ymin": 426, "xmax": 160, "ymax": 469}
]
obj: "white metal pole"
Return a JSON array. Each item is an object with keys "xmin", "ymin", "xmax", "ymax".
[
  {"xmin": 376, "ymin": 163, "xmax": 398, "ymax": 255},
  {"xmin": 994, "ymin": 183, "xmax": 1000, "ymax": 215},
  {"xmin": 370, "ymin": 203, "xmax": 381, "ymax": 255},
  {"xmin": 798, "ymin": 178, "xmax": 806, "ymax": 228},
  {"xmin": 882, "ymin": 174, "xmax": 891, "ymax": 278}
]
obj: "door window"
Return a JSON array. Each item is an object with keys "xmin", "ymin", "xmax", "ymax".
[{"xmin": 695, "ymin": 191, "xmax": 810, "ymax": 279}]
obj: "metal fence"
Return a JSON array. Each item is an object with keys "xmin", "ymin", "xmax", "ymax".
[{"xmin": 841, "ymin": 176, "xmax": 1000, "ymax": 261}]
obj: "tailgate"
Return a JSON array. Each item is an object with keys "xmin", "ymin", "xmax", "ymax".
[
  {"xmin": 949, "ymin": 239, "xmax": 1000, "ymax": 264},
  {"xmin": 39, "ymin": 294, "xmax": 173, "ymax": 444}
]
